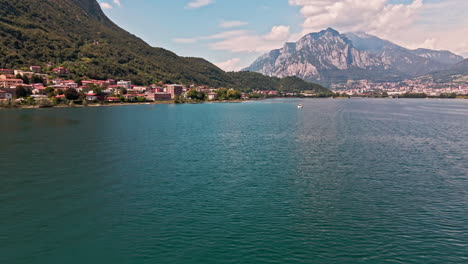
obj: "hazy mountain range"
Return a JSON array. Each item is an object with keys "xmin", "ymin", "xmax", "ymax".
[{"xmin": 244, "ymin": 28, "xmax": 465, "ymax": 85}]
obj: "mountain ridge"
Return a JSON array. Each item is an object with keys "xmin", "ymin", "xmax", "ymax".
[
  {"xmin": 429, "ymin": 58, "xmax": 468, "ymax": 82},
  {"xmin": 245, "ymin": 28, "xmax": 464, "ymax": 85}
]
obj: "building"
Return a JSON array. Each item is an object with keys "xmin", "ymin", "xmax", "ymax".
[
  {"xmin": 123, "ymin": 94, "xmax": 136, "ymax": 101},
  {"xmin": 52, "ymin": 67, "xmax": 70, "ymax": 76},
  {"xmin": 106, "ymin": 97, "xmax": 121, "ymax": 102},
  {"xmin": 117, "ymin": 80, "xmax": 132, "ymax": 89},
  {"xmin": 133, "ymin": 86, "xmax": 147, "ymax": 92},
  {"xmin": 0, "ymin": 78, "xmax": 24, "ymax": 89},
  {"xmin": 14, "ymin": 70, "xmax": 35, "ymax": 78},
  {"xmin": 0, "ymin": 90, "xmax": 13, "ymax": 100},
  {"xmin": 31, "ymin": 84, "xmax": 46, "ymax": 95},
  {"xmin": 30, "ymin": 66, "xmax": 41, "ymax": 73},
  {"xmin": 65, "ymin": 82, "xmax": 78, "ymax": 89},
  {"xmin": 0, "ymin": 69, "xmax": 13, "ymax": 75},
  {"xmin": 85, "ymin": 93, "xmax": 98, "ymax": 101},
  {"xmin": 207, "ymin": 92, "xmax": 217, "ymax": 101},
  {"xmin": 166, "ymin": 84, "xmax": 183, "ymax": 99},
  {"xmin": 81, "ymin": 79, "xmax": 114, "ymax": 88},
  {"xmin": 154, "ymin": 93, "xmax": 172, "ymax": 100},
  {"xmin": 14, "ymin": 70, "xmax": 48, "ymax": 83}
]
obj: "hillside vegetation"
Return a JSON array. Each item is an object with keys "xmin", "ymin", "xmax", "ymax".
[
  {"xmin": 228, "ymin": 72, "xmax": 330, "ymax": 94},
  {"xmin": 0, "ymin": 0, "xmax": 328, "ymax": 93}
]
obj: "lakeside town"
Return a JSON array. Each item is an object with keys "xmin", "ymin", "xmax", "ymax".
[
  {"xmin": 331, "ymin": 79, "xmax": 468, "ymax": 97},
  {"xmin": 0, "ymin": 65, "xmax": 250, "ymax": 107},
  {"xmin": 1, "ymin": 65, "xmax": 468, "ymax": 108},
  {"xmin": 1, "ymin": 65, "xmax": 325, "ymax": 108}
]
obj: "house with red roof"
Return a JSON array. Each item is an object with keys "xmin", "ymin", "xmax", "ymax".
[
  {"xmin": 52, "ymin": 67, "xmax": 70, "ymax": 76},
  {"xmin": 85, "ymin": 93, "xmax": 98, "ymax": 101},
  {"xmin": 0, "ymin": 78, "xmax": 24, "ymax": 89},
  {"xmin": 0, "ymin": 69, "xmax": 13, "ymax": 75},
  {"xmin": 106, "ymin": 97, "xmax": 120, "ymax": 102},
  {"xmin": 30, "ymin": 66, "xmax": 41, "ymax": 73}
]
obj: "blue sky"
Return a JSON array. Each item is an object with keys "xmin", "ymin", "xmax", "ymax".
[{"xmin": 100, "ymin": 0, "xmax": 468, "ymax": 71}]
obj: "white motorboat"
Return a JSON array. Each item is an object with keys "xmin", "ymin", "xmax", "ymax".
[{"xmin": 297, "ymin": 104, "xmax": 303, "ymax": 109}]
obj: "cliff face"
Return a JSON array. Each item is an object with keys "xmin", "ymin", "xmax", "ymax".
[{"xmin": 245, "ymin": 28, "xmax": 464, "ymax": 85}]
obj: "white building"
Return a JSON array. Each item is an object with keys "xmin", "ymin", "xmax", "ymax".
[
  {"xmin": 207, "ymin": 92, "xmax": 217, "ymax": 101},
  {"xmin": 117, "ymin": 80, "xmax": 132, "ymax": 89}
]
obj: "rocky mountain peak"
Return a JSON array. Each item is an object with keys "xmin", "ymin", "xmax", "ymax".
[{"xmin": 244, "ymin": 28, "xmax": 464, "ymax": 85}]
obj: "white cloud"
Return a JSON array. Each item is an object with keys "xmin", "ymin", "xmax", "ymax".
[
  {"xmin": 220, "ymin": 20, "xmax": 249, "ymax": 28},
  {"xmin": 264, "ymin": 26, "xmax": 291, "ymax": 41},
  {"xmin": 113, "ymin": 0, "xmax": 121, "ymax": 7},
  {"xmin": 202, "ymin": 30, "xmax": 249, "ymax": 40},
  {"xmin": 210, "ymin": 26, "xmax": 292, "ymax": 53},
  {"xmin": 186, "ymin": 0, "xmax": 214, "ymax": 9},
  {"xmin": 406, "ymin": 38, "xmax": 438, "ymax": 50},
  {"xmin": 289, "ymin": 0, "xmax": 423, "ymax": 37},
  {"xmin": 175, "ymin": 26, "xmax": 292, "ymax": 53},
  {"xmin": 380, "ymin": 0, "xmax": 468, "ymax": 56},
  {"xmin": 173, "ymin": 30, "xmax": 248, "ymax": 44},
  {"xmin": 100, "ymin": 2, "xmax": 113, "ymax": 9},
  {"xmin": 215, "ymin": 58, "xmax": 243, "ymax": 71}
]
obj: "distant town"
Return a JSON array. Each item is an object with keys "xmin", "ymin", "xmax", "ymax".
[
  {"xmin": 1, "ymin": 65, "xmax": 467, "ymax": 108},
  {"xmin": 331, "ymin": 79, "xmax": 468, "ymax": 98}
]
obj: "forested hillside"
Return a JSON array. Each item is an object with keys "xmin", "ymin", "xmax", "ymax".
[{"xmin": 0, "ymin": 0, "xmax": 328, "ymax": 93}]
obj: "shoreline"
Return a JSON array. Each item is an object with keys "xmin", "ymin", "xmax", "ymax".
[
  {"xmin": 0, "ymin": 101, "xmax": 174, "ymax": 109},
  {"xmin": 1, "ymin": 96, "xmax": 467, "ymax": 110}
]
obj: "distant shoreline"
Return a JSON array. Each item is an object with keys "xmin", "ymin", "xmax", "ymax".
[{"xmin": 1, "ymin": 97, "xmax": 467, "ymax": 110}]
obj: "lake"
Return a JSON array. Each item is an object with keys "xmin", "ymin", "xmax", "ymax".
[{"xmin": 1, "ymin": 99, "xmax": 467, "ymax": 263}]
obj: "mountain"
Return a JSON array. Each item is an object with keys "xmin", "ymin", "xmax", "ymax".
[
  {"xmin": 411, "ymin": 48, "xmax": 464, "ymax": 65},
  {"xmin": 245, "ymin": 28, "xmax": 464, "ymax": 85},
  {"xmin": 0, "ymin": 0, "xmax": 329, "ymax": 93},
  {"xmin": 228, "ymin": 71, "xmax": 329, "ymax": 94},
  {"xmin": 430, "ymin": 59, "xmax": 468, "ymax": 82}
]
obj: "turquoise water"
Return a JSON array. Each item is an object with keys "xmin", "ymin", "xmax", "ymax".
[{"xmin": 1, "ymin": 99, "xmax": 467, "ymax": 263}]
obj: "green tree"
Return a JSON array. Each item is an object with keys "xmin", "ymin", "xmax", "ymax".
[
  {"xmin": 21, "ymin": 75, "xmax": 30, "ymax": 84},
  {"xmin": 31, "ymin": 75, "xmax": 44, "ymax": 84},
  {"xmin": 45, "ymin": 87, "xmax": 55, "ymax": 96},
  {"xmin": 64, "ymin": 88, "xmax": 79, "ymax": 100},
  {"xmin": 93, "ymin": 86, "xmax": 104, "ymax": 96},
  {"xmin": 187, "ymin": 88, "xmax": 199, "ymax": 100},
  {"xmin": 216, "ymin": 88, "xmax": 228, "ymax": 100},
  {"xmin": 227, "ymin": 89, "xmax": 242, "ymax": 100},
  {"xmin": 187, "ymin": 88, "xmax": 206, "ymax": 101},
  {"xmin": 35, "ymin": 97, "xmax": 54, "ymax": 108},
  {"xmin": 15, "ymin": 86, "xmax": 32, "ymax": 98}
]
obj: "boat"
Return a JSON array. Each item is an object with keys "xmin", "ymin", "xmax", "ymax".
[{"xmin": 297, "ymin": 104, "xmax": 303, "ymax": 109}]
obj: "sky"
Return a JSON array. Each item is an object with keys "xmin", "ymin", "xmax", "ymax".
[{"xmin": 99, "ymin": 0, "xmax": 468, "ymax": 71}]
